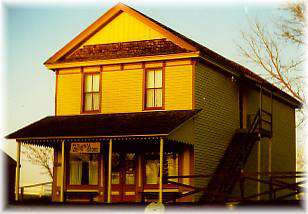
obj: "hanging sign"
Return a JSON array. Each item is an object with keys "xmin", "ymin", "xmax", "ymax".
[{"xmin": 70, "ymin": 142, "xmax": 100, "ymax": 153}]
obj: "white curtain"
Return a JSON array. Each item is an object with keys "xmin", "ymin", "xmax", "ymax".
[
  {"xmin": 92, "ymin": 74, "xmax": 100, "ymax": 92},
  {"xmin": 85, "ymin": 75, "xmax": 93, "ymax": 92},
  {"xmin": 154, "ymin": 89, "xmax": 162, "ymax": 107},
  {"xmin": 167, "ymin": 154, "xmax": 178, "ymax": 182},
  {"xmin": 146, "ymin": 70, "xmax": 155, "ymax": 88},
  {"xmin": 146, "ymin": 89, "xmax": 155, "ymax": 107},
  {"xmin": 146, "ymin": 160, "xmax": 159, "ymax": 184},
  {"xmin": 154, "ymin": 69, "xmax": 162, "ymax": 88},
  {"xmin": 84, "ymin": 94, "xmax": 92, "ymax": 111},
  {"xmin": 70, "ymin": 161, "xmax": 82, "ymax": 185},
  {"xmin": 89, "ymin": 161, "xmax": 98, "ymax": 185}
]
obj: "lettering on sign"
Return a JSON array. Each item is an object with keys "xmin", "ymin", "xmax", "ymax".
[{"xmin": 70, "ymin": 142, "xmax": 100, "ymax": 153}]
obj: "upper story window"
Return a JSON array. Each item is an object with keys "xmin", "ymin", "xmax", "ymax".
[
  {"xmin": 145, "ymin": 68, "xmax": 163, "ymax": 109},
  {"xmin": 83, "ymin": 73, "xmax": 100, "ymax": 112}
]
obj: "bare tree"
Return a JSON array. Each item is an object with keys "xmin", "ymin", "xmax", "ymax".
[
  {"xmin": 21, "ymin": 144, "xmax": 54, "ymax": 180},
  {"xmin": 238, "ymin": 1, "xmax": 305, "ymax": 103},
  {"xmin": 278, "ymin": 1, "xmax": 305, "ymax": 46},
  {"xmin": 296, "ymin": 144, "xmax": 305, "ymax": 171},
  {"xmin": 238, "ymin": 1, "xmax": 306, "ymax": 170}
]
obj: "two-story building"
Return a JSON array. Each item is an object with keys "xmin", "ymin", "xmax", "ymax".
[{"xmin": 6, "ymin": 3, "xmax": 301, "ymax": 203}]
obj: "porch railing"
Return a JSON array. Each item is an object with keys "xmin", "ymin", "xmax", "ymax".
[
  {"xmin": 164, "ymin": 171, "xmax": 305, "ymax": 203},
  {"xmin": 19, "ymin": 181, "xmax": 52, "ymax": 200}
]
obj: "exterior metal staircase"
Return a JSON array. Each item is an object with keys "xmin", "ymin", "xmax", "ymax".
[{"xmin": 201, "ymin": 109, "xmax": 272, "ymax": 202}]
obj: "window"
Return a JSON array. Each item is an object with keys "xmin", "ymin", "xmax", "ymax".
[
  {"xmin": 69, "ymin": 153, "xmax": 99, "ymax": 185},
  {"xmin": 83, "ymin": 73, "xmax": 100, "ymax": 112},
  {"xmin": 145, "ymin": 69, "xmax": 163, "ymax": 109},
  {"xmin": 111, "ymin": 153, "xmax": 120, "ymax": 184},
  {"xmin": 145, "ymin": 153, "xmax": 160, "ymax": 184},
  {"xmin": 145, "ymin": 152, "xmax": 178, "ymax": 184}
]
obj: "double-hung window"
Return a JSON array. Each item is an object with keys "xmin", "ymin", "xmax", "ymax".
[
  {"xmin": 145, "ymin": 68, "xmax": 163, "ymax": 109},
  {"xmin": 83, "ymin": 73, "xmax": 100, "ymax": 112}
]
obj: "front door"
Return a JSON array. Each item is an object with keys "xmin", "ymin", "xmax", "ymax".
[{"xmin": 111, "ymin": 152, "xmax": 137, "ymax": 202}]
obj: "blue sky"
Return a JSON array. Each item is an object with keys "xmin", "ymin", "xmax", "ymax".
[{"xmin": 2, "ymin": 1, "xmax": 291, "ymax": 184}]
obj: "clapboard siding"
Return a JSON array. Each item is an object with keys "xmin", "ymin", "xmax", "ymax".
[
  {"xmin": 82, "ymin": 12, "xmax": 164, "ymax": 46},
  {"xmin": 165, "ymin": 64, "xmax": 193, "ymax": 110},
  {"xmin": 271, "ymin": 98, "xmax": 296, "ymax": 198},
  {"xmin": 57, "ymin": 71, "xmax": 82, "ymax": 115},
  {"xmin": 101, "ymin": 68, "xmax": 143, "ymax": 113},
  {"xmin": 168, "ymin": 119, "xmax": 194, "ymax": 144},
  {"xmin": 194, "ymin": 62, "xmax": 240, "ymax": 193},
  {"xmin": 244, "ymin": 87, "xmax": 296, "ymax": 199},
  {"xmin": 56, "ymin": 61, "xmax": 192, "ymax": 115}
]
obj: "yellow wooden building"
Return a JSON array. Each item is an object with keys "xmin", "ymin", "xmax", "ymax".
[{"xmin": 6, "ymin": 3, "xmax": 301, "ymax": 203}]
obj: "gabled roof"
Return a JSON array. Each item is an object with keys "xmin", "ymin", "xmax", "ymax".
[
  {"xmin": 5, "ymin": 110, "xmax": 200, "ymax": 140},
  {"xmin": 44, "ymin": 3, "xmax": 197, "ymax": 65},
  {"xmin": 127, "ymin": 4, "xmax": 301, "ymax": 108},
  {"xmin": 44, "ymin": 3, "xmax": 301, "ymax": 108}
]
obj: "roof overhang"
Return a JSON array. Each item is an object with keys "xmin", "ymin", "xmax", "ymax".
[
  {"xmin": 6, "ymin": 110, "xmax": 200, "ymax": 145},
  {"xmin": 45, "ymin": 52, "xmax": 200, "ymax": 70}
]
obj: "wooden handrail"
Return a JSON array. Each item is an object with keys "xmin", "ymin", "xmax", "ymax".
[
  {"xmin": 164, "ymin": 171, "xmax": 305, "ymax": 202},
  {"xmin": 20, "ymin": 181, "xmax": 52, "ymax": 200},
  {"xmin": 261, "ymin": 109, "xmax": 272, "ymax": 116},
  {"xmin": 20, "ymin": 181, "xmax": 52, "ymax": 189},
  {"xmin": 165, "ymin": 171, "xmax": 305, "ymax": 180}
]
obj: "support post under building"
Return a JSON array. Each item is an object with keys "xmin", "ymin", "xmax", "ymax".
[{"xmin": 15, "ymin": 141, "xmax": 21, "ymax": 201}]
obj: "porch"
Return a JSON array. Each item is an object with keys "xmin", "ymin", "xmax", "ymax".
[
  {"xmin": 54, "ymin": 137, "xmax": 193, "ymax": 203},
  {"xmin": 5, "ymin": 110, "xmax": 198, "ymax": 204}
]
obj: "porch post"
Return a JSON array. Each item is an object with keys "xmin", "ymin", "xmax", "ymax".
[
  {"xmin": 15, "ymin": 141, "xmax": 21, "ymax": 201},
  {"xmin": 60, "ymin": 140, "xmax": 65, "ymax": 202},
  {"xmin": 257, "ymin": 85, "xmax": 262, "ymax": 200},
  {"xmin": 257, "ymin": 136, "xmax": 261, "ymax": 200},
  {"xmin": 107, "ymin": 139, "xmax": 112, "ymax": 203},
  {"xmin": 159, "ymin": 138, "xmax": 164, "ymax": 203}
]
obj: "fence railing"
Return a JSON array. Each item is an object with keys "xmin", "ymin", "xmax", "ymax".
[
  {"xmin": 165, "ymin": 171, "xmax": 305, "ymax": 203},
  {"xmin": 19, "ymin": 181, "xmax": 52, "ymax": 200}
]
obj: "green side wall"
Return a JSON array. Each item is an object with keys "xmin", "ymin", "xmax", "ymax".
[{"xmin": 194, "ymin": 62, "xmax": 240, "ymax": 197}]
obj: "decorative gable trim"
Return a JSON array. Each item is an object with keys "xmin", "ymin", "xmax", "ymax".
[{"xmin": 44, "ymin": 3, "xmax": 197, "ymax": 65}]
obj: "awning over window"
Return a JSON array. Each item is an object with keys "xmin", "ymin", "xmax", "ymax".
[{"xmin": 6, "ymin": 110, "xmax": 200, "ymax": 140}]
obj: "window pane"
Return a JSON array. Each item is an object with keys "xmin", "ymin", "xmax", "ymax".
[
  {"xmin": 146, "ymin": 89, "xmax": 155, "ymax": 107},
  {"xmin": 112, "ymin": 153, "xmax": 120, "ymax": 184},
  {"xmin": 167, "ymin": 153, "xmax": 178, "ymax": 182},
  {"xmin": 125, "ymin": 174, "xmax": 135, "ymax": 185},
  {"xmin": 69, "ymin": 153, "xmax": 99, "ymax": 185},
  {"xmin": 93, "ymin": 93, "xmax": 100, "ymax": 110},
  {"xmin": 92, "ymin": 74, "xmax": 100, "ymax": 92},
  {"xmin": 84, "ymin": 75, "xmax": 93, "ymax": 92},
  {"xmin": 84, "ymin": 93, "xmax": 93, "ymax": 111},
  {"xmin": 125, "ymin": 153, "xmax": 136, "ymax": 185},
  {"xmin": 112, "ymin": 172, "xmax": 120, "ymax": 184},
  {"xmin": 146, "ymin": 70, "xmax": 155, "ymax": 88},
  {"xmin": 89, "ymin": 160, "xmax": 98, "ymax": 185},
  {"xmin": 154, "ymin": 70, "xmax": 162, "ymax": 88},
  {"xmin": 69, "ymin": 154, "xmax": 82, "ymax": 185},
  {"xmin": 154, "ymin": 89, "xmax": 162, "ymax": 107},
  {"xmin": 146, "ymin": 159, "xmax": 159, "ymax": 184}
]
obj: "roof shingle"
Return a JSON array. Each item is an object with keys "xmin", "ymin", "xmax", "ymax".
[{"xmin": 61, "ymin": 39, "xmax": 190, "ymax": 62}]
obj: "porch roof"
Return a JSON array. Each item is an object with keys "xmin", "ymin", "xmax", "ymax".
[{"xmin": 6, "ymin": 110, "xmax": 199, "ymax": 140}]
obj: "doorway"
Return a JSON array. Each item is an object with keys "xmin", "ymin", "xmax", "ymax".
[{"xmin": 111, "ymin": 152, "xmax": 137, "ymax": 202}]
